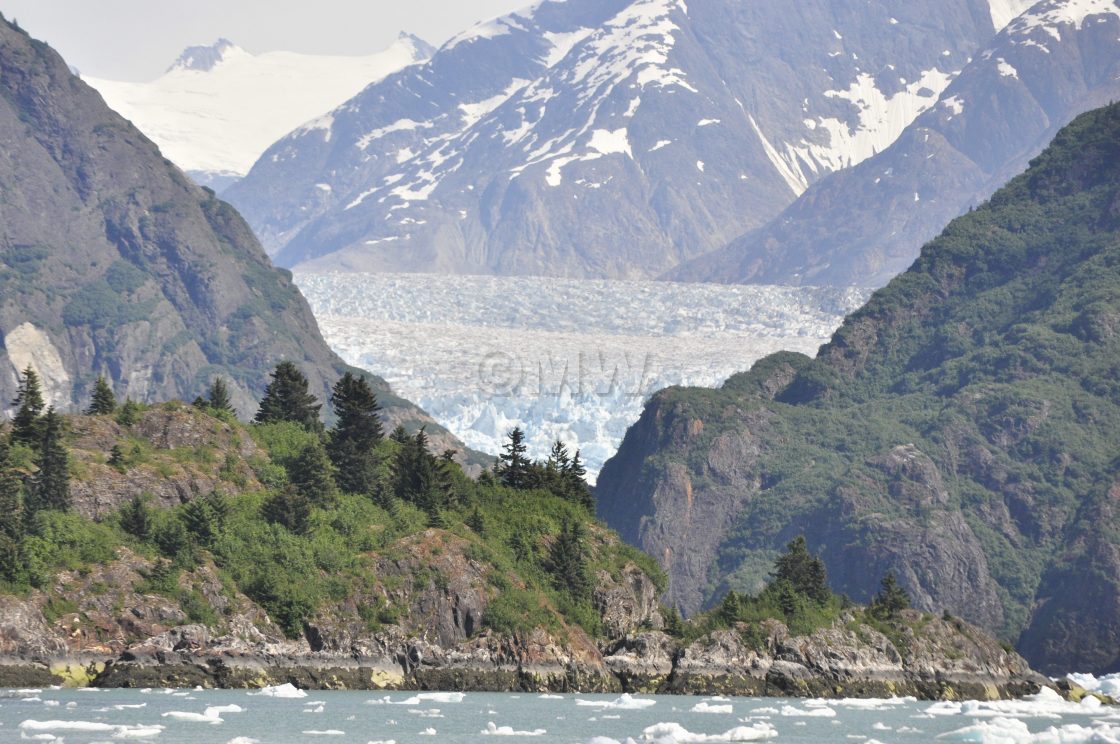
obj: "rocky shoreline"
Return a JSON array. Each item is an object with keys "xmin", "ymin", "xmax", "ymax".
[{"xmin": 0, "ymin": 610, "xmax": 1059, "ymax": 700}]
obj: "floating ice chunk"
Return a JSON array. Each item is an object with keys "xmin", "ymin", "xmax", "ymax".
[
  {"xmin": 302, "ymin": 730, "xmax": 345, "ymax": 736},
  {"xmin": 19, "ymin": 720, "xmax": 166, "ymax": 738},
  {"xmin": 640, "ymin": 721, "xmax": 778, "ymax": 741},
  {"xmin": 539, "ymin": 694, "xmax": 565, "ymax": 699},
  {"xmin": 419, "ymin": 728, "xmax": 437, "ymax": 736},
  {"xmin": 1067, "ymin": 672, "xmax": 1120, "ymax": 699},
  {"xmin": 781, "ymin": 705, "xmax": 837, "ymax": 717},
  {"xmin": 481, "ymin": 721, "xmax": 547, "ymax": 736},
  {"xmin": 691, "ymin": 702, "xmax": 733, "ymax": 714},
  {"xmin": 251, "ymin": 683, "xmax": 307, "ymax": 698},
  {"xmin": 577, "ymin": 694, "xmax": 657, "ymax": 710},
  {"xmin": 207, "ymin": 704, "xmax": 244, "ymax": 716},
  {"xmin": 163, "ymin": 710, "xmax": 224, "ymax": 723},
  {"xmin": 226, "ymin": 738, "xmax": 260, "ymax": 744}
]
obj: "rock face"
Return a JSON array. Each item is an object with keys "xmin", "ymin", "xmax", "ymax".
[
  {"xmin": 224, "ymin": 0, "xmax": 999, "ymax": 278},
  {"xmin": 0, "ymin": 17, "xmax": 473, "ymax": 461},
  {"xmin": 672, "ymin": 0, "xmax": 1120, "ymax": 287},
  {"xmin": 597, "ymin": 103, "xmax": 1120, "ymax": 674},
  {"xmin": 0, "ymin": 545, "xmax": 1047, "ymax": 697}
]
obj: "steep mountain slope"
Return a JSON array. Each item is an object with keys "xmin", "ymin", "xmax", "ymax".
[
  {"xmin": 673, "ymin": 0, "xmax": 1120, "ymax": 287},
  {"xmin": 85, "ymin": 35, "xmax": 433, "ymax": 190},
  {"xmin": 596, "ymin": 102, "xmax": 1120, "ymax": 674},
  {"xmin": 0, "ymin": 16, "xmax": 462, "ymax": 451},
  {"xmin": 224, "ymin": 0, "xmax": 1000, "ymax": 278}
]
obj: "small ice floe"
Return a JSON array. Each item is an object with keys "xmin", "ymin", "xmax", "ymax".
[
  {"xmin": 576, "ymin": 693, "xmax": 657, "ymax": 710},
  {"xmin": 419, "ymin": 727, "xmax": 438, "ymax": 736},
  {"xmin": 480, "ymin": 721, "xmax": 547, "ymax": 736},
  {"xmin": 226, "ymin": 738, "xmax": 260, "ymax": 744},
  {"xmin": 302, "ymin": 730, "xmax": 345, "ymax": 736},
  {"xmin": 826, "ymin": 697, "xmax": 916, "ymax": 710},
  {"xmin": 251, "ymin": 683, "xmax": 307, "ymax": 698},
  {"xmin": 780, "ymin": 704, "xmax": 837, "ymax": 717},
  {"xmin": 304, "ymin": 703, "xmax": 326, "ymax": 714},
  {"xmin": 691, "ymin": 701, "xmax": 733, "ymax": 714},
  {"xmin": 162, "ymin": 710, "xmax": 224, "ymax": 724},
  {"xmin": 639, "ymin": 721, "xmax": 778, "ymax": 741},
  {"xmin": 368, "ymin": 692, "xmax": 465, "ymax": 706},
  {"xmin": 367, "ymin": 740, "xmax": 397, "ymax": 744},
  {"xmin": 408, "ymin": 708, "xmax": 444, "ymax": 718},
  {"xmin": 936, "ymin": 716, "xmax": 1120, "ymax": 742},
  {"xmin": 539, "ymin": 693, "xmax": 565, "ymax": 699},
  {"xmin": 41, "ymin": 700, "xmax": 59, "ymax": 707},
  {"xmin": 19, "ymin": 720, "xmax": 165, "ymax": 738}
]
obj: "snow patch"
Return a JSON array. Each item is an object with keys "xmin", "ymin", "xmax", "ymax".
[{"xmin": 996, "ymin": 58, "xmax": 1020, "ymax": 77}]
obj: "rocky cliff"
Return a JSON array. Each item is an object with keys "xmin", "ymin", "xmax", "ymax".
[
  {"xmin": 597, "ymin": 102, "xmax": 1120, "ymax": 674},
  {"xmin": 0, "ymin": 16, "xmax": 473, "ymax": 461}
]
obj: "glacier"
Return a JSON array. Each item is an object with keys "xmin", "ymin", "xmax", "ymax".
[{"xmin": 297, "ymin": 273, "xmax": 868, "ymax": 480}]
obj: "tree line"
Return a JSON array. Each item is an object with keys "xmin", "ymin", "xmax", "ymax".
[{"xmin": 0, "ymin": 363, "xmax": 597, "ymax": 591}]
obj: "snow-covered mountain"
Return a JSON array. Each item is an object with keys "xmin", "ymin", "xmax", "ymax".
[
  {"xmin": 296, "ymin": 273, "xmax": 868, "ymax": 480},
  {"xmin": 84, "ymin": 35, "xmax": 433, "ymax": 190},
  {"xmin": 672, "ymin": 0, "xmax": 1120, "ymax": 287},
  {"xmin": 224, "ymin": 0, "xmax": 1002, "ymax": 275}
]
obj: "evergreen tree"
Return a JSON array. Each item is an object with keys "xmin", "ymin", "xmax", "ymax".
[
  {"xmin": 108, "ymin": 444, "xmax": 126, "ymax": 471},
  {"xmin": 389, "ymin": 425, "xmax": 411, "ymax": 444},
  {"xmin": 391, "ymin": 428, "xmax": 440, "ymax": 513},
  {"xmin": 327, "ymin": 372, "xmax": 382, "ymax": 494},
  {"xmin": 261, "ymin": 485, "xmax": 312, "ymax": 534},
  {"xmin": 206, "ymin": 377, "xmax": 236, "ymax": 416},
  {"xmin": 119, "ymin": 494, "xmax": 151, "ymax": 541},
  {"xmin": 549, "ymin": 518, "xmax": 592, "ymax": 601},
  {"xmin": 180, "ymin": 492, "xmax": 228, "ymax": 548},
  {"xmin": 771, "ymin": 536, "xmax": 831, "ymax": 605},
  {"xmin": 566, "ymin": 449, "xmax": 594, "ymax": 511},
  {"xmin": 85, "ymin": 375, "xmax": 117, "ymax": 415},
  {"xmin": 10, "ymin": 365, "xmax": 44, "ymax": 447},
  {"xmin": 288, "ymin": 440, "xmax": 336, "ymax": 506},
  {"xmin": 254, "ymin": 362, "xmax": 322, "ymax": 432},
  {"xmin": 116, "ymin": 398, "xmax": 140, "ymax": 427},
  {"xmin": 870, "ymin": 571, "xmax": 911, "ymax": 619},
  {"xmin": 29, "ymin": 408, "xmax": 68, "ymax": 513},
  {"xmin": 496, "ymin": 427, "xmax": 531, "ymax": 489},
  {"xmin": 0, "ymin": 440, "xmax": 25, "ymax": 583}
]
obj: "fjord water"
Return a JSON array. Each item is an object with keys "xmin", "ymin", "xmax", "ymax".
[{"xmin": 4, "ymin": 687, "xmax": 1120, "ymax": 743}]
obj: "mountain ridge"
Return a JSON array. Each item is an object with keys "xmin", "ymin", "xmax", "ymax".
[
  {"xmin": 224, "ymin": 0, "xmax": 998, "ymax": 277},
  {"xmin": 670, "ymin": 0, "xmax": 1120, "ymax": 287},
  {"xmin": 596, "ymin": 101, "xmax": 1120, "ymax": 674}
]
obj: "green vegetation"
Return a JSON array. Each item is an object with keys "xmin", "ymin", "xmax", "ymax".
[{"xmin": 0, "ymin": 363, "xmax": 659, "ymax": 645}]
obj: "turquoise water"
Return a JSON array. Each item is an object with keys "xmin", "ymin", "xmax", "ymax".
[{"xmin": 2, "ymin": 687, "xmax": 1118, "ymax": 743}]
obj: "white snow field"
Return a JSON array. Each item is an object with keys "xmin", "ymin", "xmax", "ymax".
[
  {"xmin": 297, "ymin": 273, "xmax": 868, "ymax": 479},
  {"xmin": 85, "ymin": 36, "xmax": 430, "ymax": 181}
]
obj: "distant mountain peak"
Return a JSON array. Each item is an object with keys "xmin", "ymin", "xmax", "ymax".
[
  {"xmin": 167, "ymin": 38, "xmax": 241, "ymax": 73},
  {"xmin": 397, "ymin": 31, "xmax": 436, "ymax": 57}
]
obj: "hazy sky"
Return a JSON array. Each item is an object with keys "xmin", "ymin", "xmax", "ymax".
[{"xmin": 0, "ymin": 0, "xmax": 530, "ymax": 81}]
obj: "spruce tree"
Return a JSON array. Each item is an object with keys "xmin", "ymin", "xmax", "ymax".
[
  {"xmin": 206, "ymin": 377, "xmax": 236, "ymax": 416},
  {"xmin": 85, "ymin": 375, "xmax": 117, "ymax": 415},
  {"xmin": 391, "ymin": 428, "xmax": 440, "ymax": 513},
  {"xmin": 549, "ymin": 519, "xmax": 591, "ymax": 601},
  {"xmin": 254, "ymin": 362, "xmax": 322, "ymax": 432},
  {"xmin": 261, "ymin": 485, "xmax": 312, "ymax": 534},
  {"xmin": 10, "ymin": 365, "xmax": 45, "ymax": 447},
  {"xmin": 116, "ymin": 398, "xmax": 140, "ymax": 427},
  {"xmin": 566, "ymin": 449, "xmax": 593, "ymax": 510},
  {"xmin": 30, "ymin": 408, "xmax": 69, "ymax": 513},
  {"xmin": 0, "ymin": 440, "xmax": 24, "ymax": 583},
  {"xmin": 327, "ymin": 372, "xmax": 382, "ymax": 494},
  {"xmin": 289, "ymin": 440, "xmax": 336, "ymax": 506},
  {"xmin": 771, "ymin": 536, "xmax": 831, "ymax": 605},
  {"xmin": 870, "ymin": 571, "xmax": 911, "ymax": 619},
  {"xmin": 119, "ymin": 494, "xmax": 151, "ymax": 541},
  {"xmin": 496, "ymin": 427, "xmax": 531, "ymax": 489}
]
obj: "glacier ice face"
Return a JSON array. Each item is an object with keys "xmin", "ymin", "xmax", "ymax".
[{"xmin": 297, "ymin": 273, "xmax": 867, "ymax": 480}]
